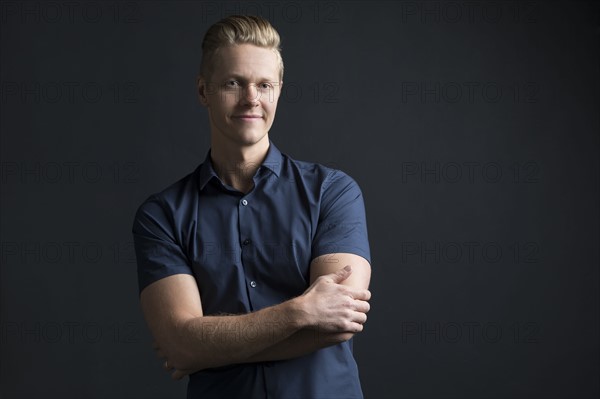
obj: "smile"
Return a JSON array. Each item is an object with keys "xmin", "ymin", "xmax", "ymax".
[{"xmin": 232, "ymin": 115, "xmax": 263, "ymax": 121}]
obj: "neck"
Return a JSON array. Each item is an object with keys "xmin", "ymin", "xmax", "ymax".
[{"xmin": 210, "ymin": 136, "xmax": 270, "ymax": 192}]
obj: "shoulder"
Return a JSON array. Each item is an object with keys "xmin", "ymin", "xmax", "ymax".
[
  {"xmin": 133, "ymin": 166, "xmax": 201, "ymax": 227},
  {"xmin": 281, "ymin": 152, "xmax": 362, "ymax": 194}
]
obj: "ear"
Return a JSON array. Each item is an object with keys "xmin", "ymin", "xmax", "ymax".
[{"xmin": 197, "ymin": 76, "xmax": 209, "ymax": 106}]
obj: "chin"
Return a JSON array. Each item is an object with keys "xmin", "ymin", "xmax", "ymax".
[{"xmin": 229, "ymin": 131, "xmax": 268, "ymax": 146}]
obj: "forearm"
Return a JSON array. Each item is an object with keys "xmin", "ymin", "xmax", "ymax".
[
  {"xmin": 146, "ymin": 266, "xmax": 370, "ymax": 378},
  {"xmin": 165, "ymin": 298, "xmax": 305, "ymax": 370},
  {"xmin": 242, "ymin": 328, "xmax": 353, "ymax": 363}
]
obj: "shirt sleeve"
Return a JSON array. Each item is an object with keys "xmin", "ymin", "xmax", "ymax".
[
  {"xmin": 132, "ymin": 195, "xmax": 193, "ymax": 295},
  {"xmin": 311, "ymin": 170, "xmax": 371, "ymax": 264}
]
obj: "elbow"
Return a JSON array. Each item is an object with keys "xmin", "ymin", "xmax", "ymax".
[
  {"xmin": 153, "ymin": 336, "xmax": 193, "ymax": 371},
  {"xmin": 169, "ymin": 344, "xmax": 198, "ymax": 371},
  {"xmin": 161, "ymin": 339, "xmax": 209, "ymax": 372},
  {"xmin": 155, "ymin": 322, "xmax": 203, "ymax": 371},
  {"xmin": 167, "ymin": 318, "xmax": 218, "ymax": 371}
]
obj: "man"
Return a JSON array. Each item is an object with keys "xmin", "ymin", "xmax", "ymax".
[{"xmin": 132, "ymin": 15, "xmax": 372, "ymax": 398}]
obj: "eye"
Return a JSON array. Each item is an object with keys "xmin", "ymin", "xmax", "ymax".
[
  {"xmin": 259, "ymin": 82, "xmax": 273, "ymax": 90},
  {"xmin": 225, "ymin": 80, "xmax": 240, "ymax": 88}
]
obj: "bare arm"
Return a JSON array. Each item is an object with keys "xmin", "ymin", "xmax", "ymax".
[
  {"xmin": 242, "ymin": 253, "xmax": 372, "ymax": 363},
  {"xmin": 141, "ymin": 274, "xmax": 302, "ymax": 372},
  {"xmin": 141, "ymin": 256, "xmax": 371, "ymax": 377}
]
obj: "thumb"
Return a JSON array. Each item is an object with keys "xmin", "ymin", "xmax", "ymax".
[{"xmin": 330, "ymin": 265, "xmax": 352, "ymax": 283}]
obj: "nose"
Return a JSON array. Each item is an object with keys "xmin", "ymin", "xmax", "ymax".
[{"xmin": 242, "ymin": 84, "xmax": 260, "ymax": 105}]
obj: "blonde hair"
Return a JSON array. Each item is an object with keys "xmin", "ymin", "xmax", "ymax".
[{"xmin": 200, "ymin": 15, "xmax": 283, "ymax": 80}]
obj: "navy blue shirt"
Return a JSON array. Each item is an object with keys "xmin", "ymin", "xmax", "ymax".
[{"xmin": 132, "ymin": 140, "xmax": 371, "ymax": 399}]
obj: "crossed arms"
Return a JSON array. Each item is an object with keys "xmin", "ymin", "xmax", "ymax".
[{"xmin": 140, "ymin": 252, "xmax": 371, "ymax": 380}]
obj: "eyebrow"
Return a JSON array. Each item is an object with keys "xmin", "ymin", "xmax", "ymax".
[{"xmin": 224, "ymin": 74, "xmax": 280, "ymax": 82}]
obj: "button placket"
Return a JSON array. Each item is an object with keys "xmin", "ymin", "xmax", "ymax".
[
  {"xmin": 239, "ymin": 195, "xmax": 257, "ymax": 298},
  {"xmin": 240, "ymin": 198, "xmax": 251, "ymax": 247}
]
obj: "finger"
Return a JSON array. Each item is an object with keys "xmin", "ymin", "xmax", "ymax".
[
  {"xmin": 352, "ymin": 311, "xmax": 367, "ymax": 325},
  {"xmin": 348, "ymin": 321, "xmax": 364, "ymax": 333},
  {"xmin": 329, "ymin": 265, "xmax": 352, "ymax": 284},
  {"xmin": 353, "ymin": 299, "xmax": 370, "ymax": 314},
  {"xmin": 342, "ymin": 287, "xmax": 370, "ymax": 301},
  {"xmin": 351, "ymin": 289, "xmax": 371, "ymax": 301},
  {"xmin": 164, "ymin": 360, "xmax": 173, "ymax": 371}
]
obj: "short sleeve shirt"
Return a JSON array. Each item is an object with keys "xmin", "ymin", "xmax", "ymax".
[{"xmin": 132, "ymin": 140, "xmax": 371, "ymax": 399}]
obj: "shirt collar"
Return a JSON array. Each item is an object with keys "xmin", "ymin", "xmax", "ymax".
[
  {"xmin": 197, "ymin": 139, "xmax": 283, "ymax": 190},
  {"xmin": 261, "ymin": 140, "xmax": 283, "ymax": 177}
]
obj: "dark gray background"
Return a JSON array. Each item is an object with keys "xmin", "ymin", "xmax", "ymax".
[{"xmin": 1, "ymin": 1, "xmax": 598, "ymax": 398}]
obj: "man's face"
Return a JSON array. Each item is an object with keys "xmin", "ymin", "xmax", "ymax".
[{"xmin": 198, "ymin": 44, "xmax": 282, "ymax": 148}]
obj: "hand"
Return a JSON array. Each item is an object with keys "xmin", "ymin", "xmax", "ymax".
[
  {"xmin": 153, "ymin": 341, "xmax": 200, "ymax": 380},
  {"xmin": 299, "ymin": 265, "xmax": 371, "ymax": 333}
]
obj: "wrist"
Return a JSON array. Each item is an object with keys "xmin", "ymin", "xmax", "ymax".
[{"xmin": 285, "ymin": 296, "xmax": 311, "ymax": 330}]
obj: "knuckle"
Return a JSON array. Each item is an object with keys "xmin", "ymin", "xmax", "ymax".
[
  {"xmin": 343, "ymin": 320, "xmax": 354, "ymax": 331},
  {"xmin": 315, "ymin": 276, "xmax": 326, "ymax": 284}
]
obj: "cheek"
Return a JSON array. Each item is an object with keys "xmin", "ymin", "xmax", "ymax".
[
  {"xmin": 264, "ymin": 97, "xmax": 279, "ymax": 115},
  {"xmin": 208, "ymin": 95, "xmax": 233, "ymax": 114}
]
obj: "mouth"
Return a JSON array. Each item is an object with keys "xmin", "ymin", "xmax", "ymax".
[{"xmin": 232, "ymin": 114, "xmax": 263, "ymax": 121}]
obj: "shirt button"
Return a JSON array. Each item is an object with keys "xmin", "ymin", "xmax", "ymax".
[
  {"xmin": 241, "ymin": 199, "xmax": 248, "ymax": 206},
  {"xmin": 243, "ymin": 239, "xmax": 251, "ymax": 245},
  {"xmin": 250, "ymin": 281, "xmax": 257, "ymax": 288}
]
